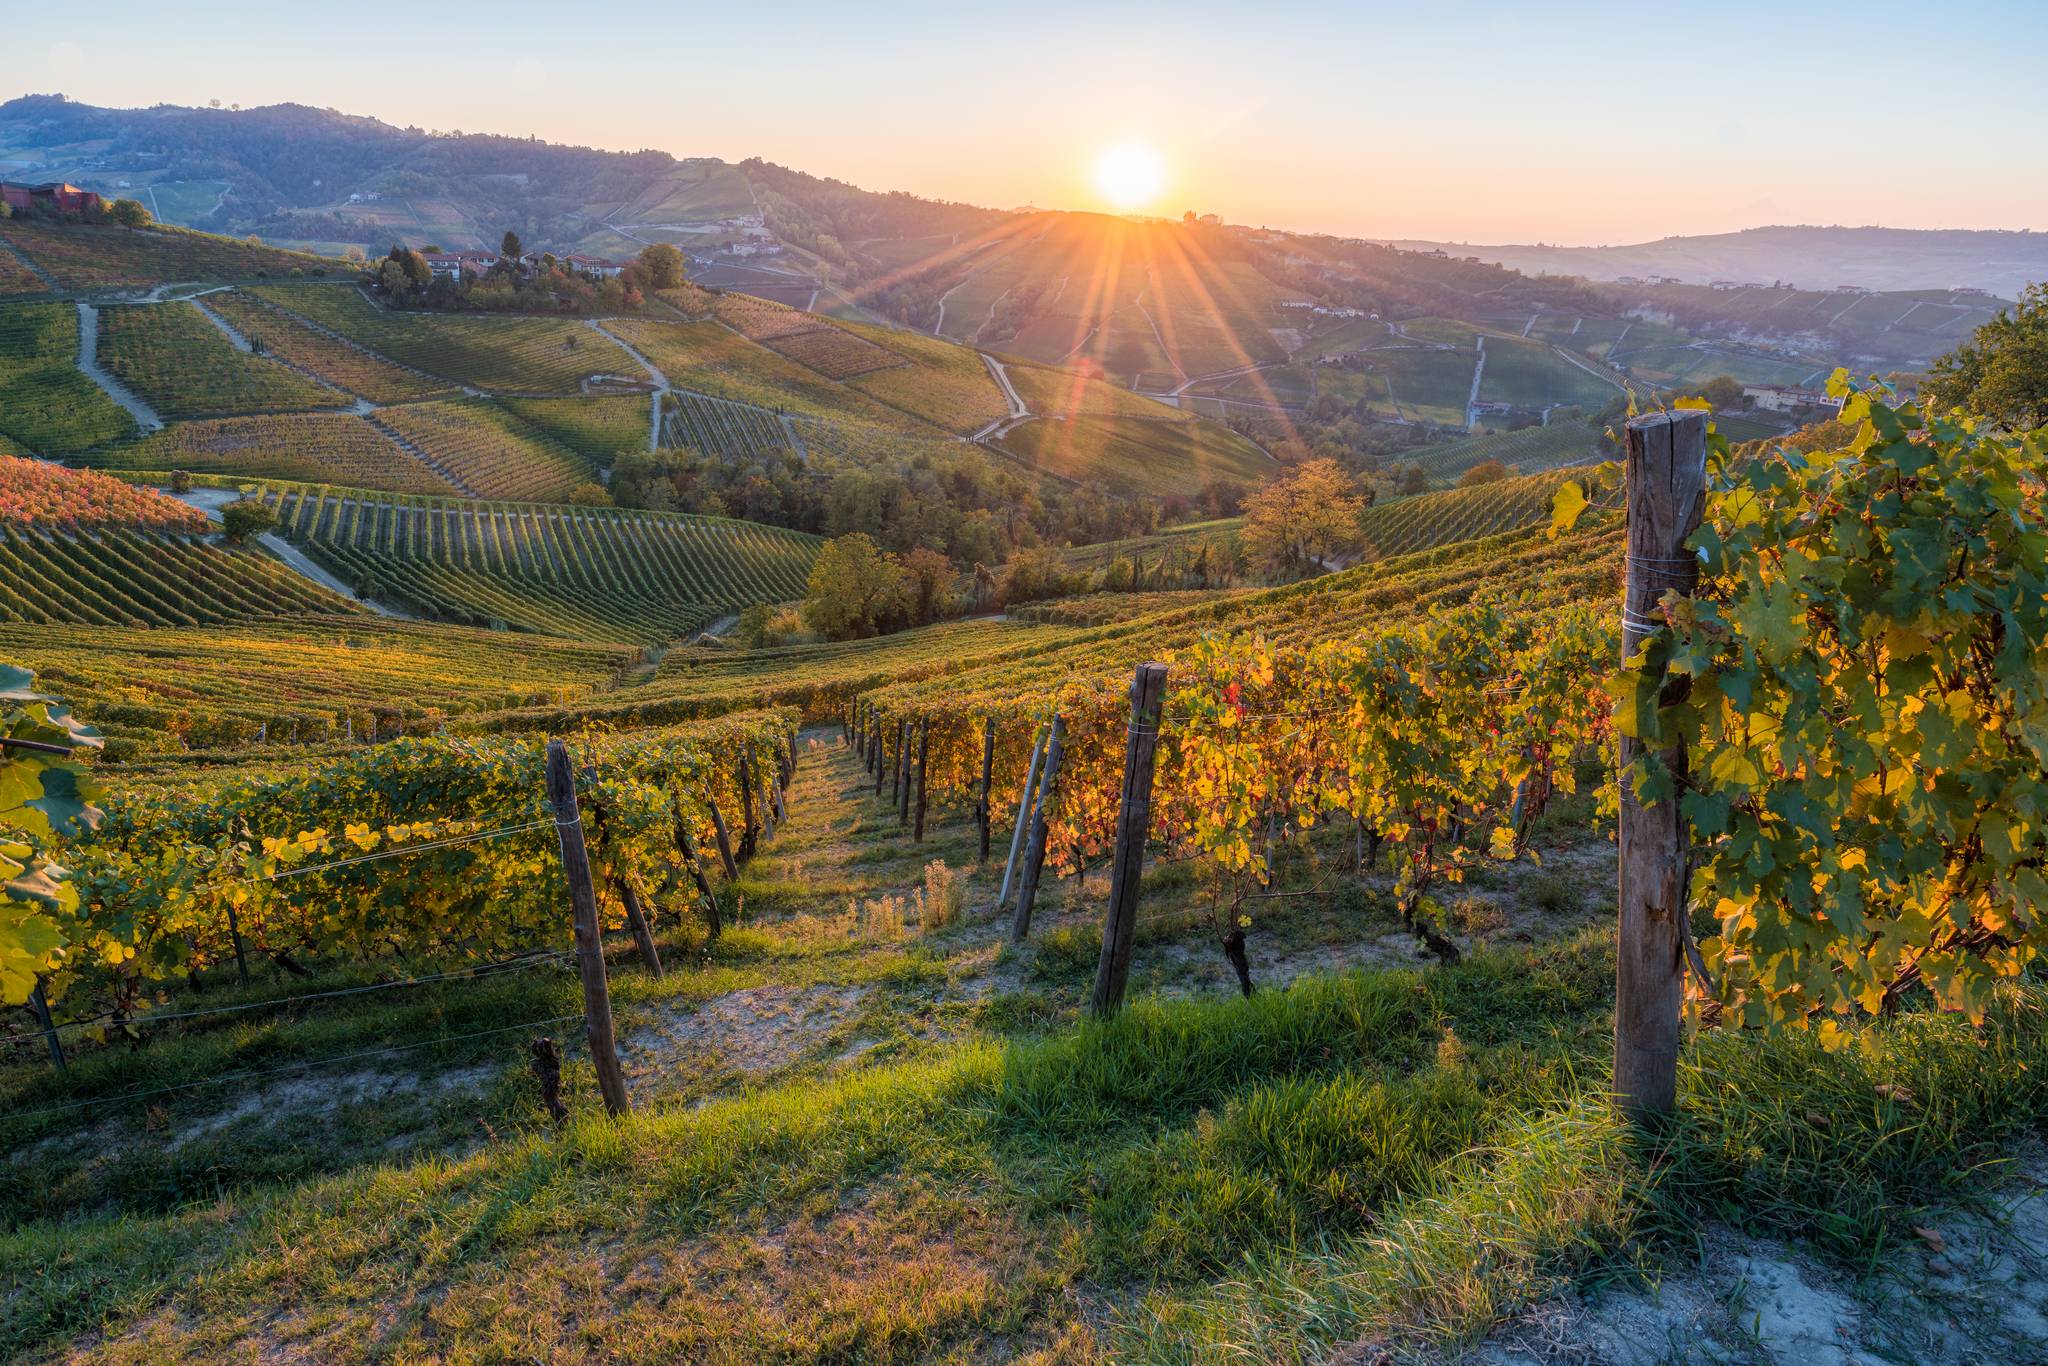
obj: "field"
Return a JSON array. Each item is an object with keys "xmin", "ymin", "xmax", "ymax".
[
  {"xmin": 994, "ymin": 414, "xmax": 1273, "ymax": 497},
  {"xmin": 374, "ymin": 399, "xmax": 596, "ymax": 501},
  {"xmin": 1355, "ymin": 468, "xmax": 1613, "ymax": 560},
  {"xmin": 604, "ymin": 318, "xmax": 915, "ymax": 428},
  {"xmin": 205, "ymin": 290, "xmax": 457, "ymax": 404},
  {"xmin": 0, "ymin": 240, "xmax": 47, "ymax": 298},
  {"xmin": 498, "ymin": 395, "xmax": 654, "ymax": 463},
  {"xmin": 0, "ymin": 302, "xmax": 137, "ymax": 453},
  {"xmin": 0, "ymin": 219, "xmax": 338, "ymax": 291},
  {"xmin": 249, "ymin": 284, "xmax": 636, "ymax": 394},
  {"xmin": 662, "ymin": 390, "xmax": 799, "ymax": 459},
  {"xmin": 1005, "ymin": 360, "xmax": 1194, "ymax": 423},
  {"xmin": 1341, "ymin": 346, "xmax": 1477, "ymax": 425},
  {"xmin": 260, "ymin": 487, "xmax": 820, "ymax": 643},
  {"xmin": 1474, "ymin": 334, "xmax": 1622, "ymax": 410},
  {"xmin": 1055, "ymin": 517, "xmax": 1244, "ymax": 572},
  {"xmin": 1607, "ymin": 341, "xmax": 1824, "ymax": 389},
  {"xmin": 763, "ymin": 325, "xmax": 906, "ymax": 380},
  {"xmin": 0, "ymin": 452, "xmax": 209, "ymax": 530},
  {"xmin": 834, "ymin": 320, "xmax": 1011, "ymax": 433},
  {"xmin": 1401, "ymin": 417, "xmax": 1612, "ymax": 486},
  {"xmin": 99, "ymin": 413, "xmax": 459, "ymax": 494},
  {"xmin": 0, "ymin": 618, "xmax": 636, "ymax": 755},
  {"xmin": 95, "ymin": 301, "xmax": 346, "ymax": 418},
  {"xmin": 0, "ymin": 524, "xmax": 355, "ymax": 628}
]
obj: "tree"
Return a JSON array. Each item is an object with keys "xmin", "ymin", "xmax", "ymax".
[
  {"xmin": 1924, "ymin": 281, "xmax": 2048, "ymax": 431},
  {"xmin": 107, "ymin": 198, "xmax": 151, "ymax": 228},
  {"xmin": 1686, "ymin": 375, "xmax": 1745, "ymax": 411},
  {"xmin": 568, "ymin": 482, "xmax": 613, "ymax": 507},
  {"xmin": 1458, "ymin": 458, "xmax": 1512, "ymax": 487},
  {"xmin": 1241, "ymin": 458, "xmax": 1365, "ymax": 579},
  {"xmin": 220, "ymin": 498, "xmax": 277, "ymax": 542},
  {"xmin": 168, "ymin": 470, "xmax": 193, "ymax": 495},
  {"xmin": 637, "ymin": 242, "xmax": 685, "ymax": 290},
  {"xmin": 899, "ymin": 547, "xmax": 956, "ymax": 624},
  {"xmin": 800, "ymin": 533, "xmax": 910, "ymax": 640},
  {"xmin": 378, "ymin": 260, "xmax": 408, "ymax": 295},
  {"xmin": 1398, "ymin": 463, "xmax": 1430, "ymax": 496},
  {"xmin": 501, "ymin": 230, "xmax": 524, "ymax": 263}
]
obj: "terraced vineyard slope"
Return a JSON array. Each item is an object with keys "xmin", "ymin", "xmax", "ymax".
[
  {"xmin": 0, "ymin": 303, "xmax": 138, "ymax": 454},
  {"xmin": 260, "ymin": 487, "xmax": 820, "ymax": 643},
  {"xmin": 97, "ymin": 413, "xmax": 459, "ymax": 494},
  {"xmin": 95, "ymin": 301, "xmax": 346, "ymax": 418}
]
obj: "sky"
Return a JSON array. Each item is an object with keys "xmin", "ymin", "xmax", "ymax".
[{"xmin": 10, "ymin": 0, "xmax": 2047, "ymax": 245}]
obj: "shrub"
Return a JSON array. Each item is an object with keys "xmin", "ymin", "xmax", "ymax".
[
  {"xmin": 922, "ymin": 859, "xmax": 964, "ymax": 932},
  {"xmin": 220, "ymin": 497, "xmax": 277, "ymax": 542}
]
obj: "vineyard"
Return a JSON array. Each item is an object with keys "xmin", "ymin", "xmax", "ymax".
[
  {"xmin": 0, "ymin": 524, "xmax": 355, "ymax": 627},
  {"xmin": 1354, "ymin": 468, "xmax": 1616, "ymax": 561},
  {"xmin": 1, "ymin": 618, "xmax": 637, "ymax": 755},
  {"xmin": 1005, "ymin": 360, "xmax": 1197, "ymax": 424},
  {"xmin": 96, "ymin": 412, "xmax": 460, "ymax": 494},
  {"xmin": 0, "ymin": 241, "xmax": 46, "ymax": 298},
  {"xmin": 602, "ymin": 317, "xmax": 915, "ymax": 428},
  {"xmin": 248, "ymin": 284, "xmax": 636, "ymax": 394},
  {"xmin": 1402, "ymin": 415, "xmax": 1612, "ymax": 486},
  {"xmin": 204, "ymin": 290, "xmax": 457, "ymax": 404},
  {"xmin": 498, "ymin": 395, "xmax": 654, "ymax": 463},
  {"xmin": 373, "ymin": 399, "xmax": 596, "ymax": 501},
  {"xmin": 0, "ymin": 303, "xmax": 138, "ymax": 454},
  {"xmin": 94, "ymin": 301, "xmax": 345, "ymax": 418},
  {"xmin": 834, "ymin": 320, "xmax": 1011, "ymax": 433},
  {"xmin": 0, "ymin": 220, "xmax": 336, "ymax": 291},
  {"xmin": 763, "ymin": 325, "xmax": 906, "ymax": 380},
  {"xmin": 258, "ymin": 487, "xmax": 820, "ymax": 643},
  {"xmin": 0, "ymin": 453, "xmax": 209, "ymax": 530},
  {"xmin": 660, "ymin": 389, "xmax": 798, "ymax": 459},
  {"xmin": 994, "ymin": 413, "xmax": 1273, "ymax": 496}
]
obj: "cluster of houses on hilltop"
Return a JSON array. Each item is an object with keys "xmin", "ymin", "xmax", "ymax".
[
  {"xmin": 0, "ymin": 181, "xmax": 105, "ymax": 215},
  {"xmin": 419, "ymin": 248, "xmax": 628, "ymax": 282},
  {"xmin": 1742, "ymin": 383, "xmax": 1846, "ymax": 414}
]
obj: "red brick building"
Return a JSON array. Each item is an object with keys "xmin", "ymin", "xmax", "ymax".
[{"xmin": 0, "ymin": 182, "xmax": 106, "ymax": 215}]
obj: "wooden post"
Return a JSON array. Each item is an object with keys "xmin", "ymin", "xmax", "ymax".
[
  {"xmin": 1010, "ymin": 715, "xmax": 1065, "ymax": 942},
  {"xmin": 616, "ymin": 879, "xmax": 663, "ymax": 978},
  {"xmin": 29, "ymin": 978, "xmax": 64, "ymax": 1072},
  {"xmin": 737, "ymin": 748, "xmax": 758, "ymax": 859},
  {"xmin": 897, "ymin": 720, "xmax": 915, "ymax": 826},
  {"xmin": 704, "ymin": 785, "xmax": 739, "ymax": 879},
  {"xmin": 874, "ymin": 714, "xmax": 889, "ymax": 796},
  {"xmin": 1091, "ymin": 663, "xmax": 1169, "ymax": 1016},
  {"xmin": 671, "ymin": 791, "xmax": 721, "ymax": 938},
  {"xmin": 223, "ymin": 897, "xmax": 251, "ymax": 987},
  {"xmin": 1614, "ymin": 410, "xmax": 1707, "ymax": 1119},
  {"xmin": 998, "ymin": 727, "xmax": 1047, "ymax": 909},
  {"xmin": 754, "ymin": 742, "xmax": 777, "ymax": 844},
  {"xmin": 913, "ymin": 721, "xmax": 931, "ymax": 843},
  {"xmin": 976, "ymin": 717, "xmax": 996, "ymax": 863},
  {"xmin": 545, "ymin": 739, "xmax": 630, "ymax": 1117}
]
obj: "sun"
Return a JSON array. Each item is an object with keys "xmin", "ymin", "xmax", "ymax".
[{"xmin": 1092, "ymin": 140, "xmax": 1169, "ymax": 212}]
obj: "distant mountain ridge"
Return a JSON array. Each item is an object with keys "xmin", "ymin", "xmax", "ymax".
[{"xmin": 1392, "ymin": 226, "xmax": 2048, "ymax": 297}]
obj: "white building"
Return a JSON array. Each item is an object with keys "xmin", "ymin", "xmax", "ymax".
[{"xmin": 1743, "ymin": 384, "xmax": 1845, "ymax": 414}]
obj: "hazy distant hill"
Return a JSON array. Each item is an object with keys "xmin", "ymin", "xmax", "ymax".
[{"xmin": 1394, "ymin": 226, "xmax": 2048, "ymax": 297}]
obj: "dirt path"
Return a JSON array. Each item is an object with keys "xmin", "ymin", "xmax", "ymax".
[
  {"xmin": 73, "ymin": 303, "xmax": 164, "ymax": 432},
  {"xmin": 589, "ymin": 318, "xmax": 670, "ymax": 451},
  {"xmin": 164, "ymin": 486, "xmax": 414, "ymax": 617},
  {"xmin": 969, "ymin": 352, "xmax": 1029, "ymax": 441}
]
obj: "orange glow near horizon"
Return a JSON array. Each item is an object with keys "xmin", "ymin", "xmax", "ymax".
[{"xmin": 1091, "ymin": 140, "xmax": 1169, "ymax": 213}]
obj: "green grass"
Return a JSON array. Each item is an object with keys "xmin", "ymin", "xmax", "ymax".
[
  {"xmin": 994, "ymin": 413, "xmax": 1272, "ymax": 498},
  {"xmin": 499, "ymin": 394, "xmax": 653, "ymax": 464},
  {"xmin": 92, "ymin": 413, "xmax": 458, "ymax": 494},
  {"xmin": 96, "ymin": 301, "xmax": 344, "ymax": 419}
]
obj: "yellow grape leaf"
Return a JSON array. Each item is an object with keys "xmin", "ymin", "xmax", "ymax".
[{"xmin": 1549, "ymin": 481, "xmax": 1589, "ymax": 539}]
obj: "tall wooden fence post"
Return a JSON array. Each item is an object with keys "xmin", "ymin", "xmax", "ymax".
[
  {"xmin": 1010, "ymin": 716, "xmax": 1066, "ymax": 942},
  {"xmin": 545, "ymin": 739, "xmax": 630, "ymax": 1117},
  {"xmin": 754, "ymin": 742, "xmax": 777, "ymax": 843},
  {"xmin": 738, "ymin": 748, "xmax": 759, "ymax": 859},
  {"xmin": 976, "ymin": 717, "xmax": 996, "ymax": 863},
  {"xmin": 1614, "ymin": 410, "xmax": 1707, "ymax": 1118},
  {"xmin": 29, "ymin": 978, "xmax": 64, "ymax": 1072},
  {"xmin": 1091, "ymin": 663, "xmax": 1169, "ymax": 1016},
  {"xmin": 874, "ymin": 715, "xmax": 889, "ymax": 796},
  {"xmin": 913, "ymin": 720, "xmax": 931, "ymax": 843},
  {"xmin": 897, "ymin": 720, "xmax": 914, "ymax": 825},
  {"xmin": 998, "ymin": 726, "xmax": 1047, "ymax": 910}
]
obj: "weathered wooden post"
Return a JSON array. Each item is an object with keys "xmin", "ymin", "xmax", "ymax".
[
  {"xmin": 670, "ymin": 790, "xmax": 721, "ymax": 937},
  {"xmin": 753, "ymin": 742, "xmax": 776, "ymax": 844},
  {"xmin": 737, "ymin": 747, "xmax": 759, "ymax": 859},
  {"xmin": 1091, "ymin": 663, "xmax": 1169, "ymax": 1016},
  {"xmin": 874, "ymin": 713, "xmax": 889, "ymax": 796},
  {"xmin": 898, "ymin": 720, "xmax": 915, "ymax": 826},
  {"xmin": 976, "ymin": 717, "xmax": 996, "ymax": 863},
  {"xmin": 704, "ymin": 785, "xmax": 739, "ymax": 879},
  {"xmin": 545, "ymin": 739, "xmax": 630, "ymax": 1117},
  {"xmin": 998, "ymin": 726, "xmax": 1047, "ymax": 910},
  {"xmin": 1614, "ymin": 410, "xmax": 1707, "ymax": 1118},
  {"xmin": 618, "ymin": 881, "xmax": 663, "ymax": 978},
  {"xmin": 29, "ymin": 979, "xmax": 64, "ymax": 1072},
  {"xmin": 1010, "ymin": 716, "xmax": 1066, "ymax": 942},
  {"xmin": 912, "ymin": 720, "xmax": 931, "ymax": 843}
]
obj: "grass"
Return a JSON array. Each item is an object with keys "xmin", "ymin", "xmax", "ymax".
[
  {"xmin": 0, "ymin": 302, "xmax": 138, "ymax": 454},
  {"xmin": 95, "ymin": 301, "xmax": 344, "ymax": 419},
  {"xmin": 994, "ymin": 413, "xmax": 1272, "ymax": 498},
  {"xmin": 8, "ymin": 737, "xmax": 2047, "ymax": 1361}
]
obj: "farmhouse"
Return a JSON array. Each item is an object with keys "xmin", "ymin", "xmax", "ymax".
[
  {"xmin": 422, "ymin": 249, "xmax": 500, "ymax": 280},
  {"xmin": 0, "ymin": 181, "xmax": 105, "ymax": 215},
  {"xmin": 1743, "ymin": 383, "xmax": 1846, "ymax": 414},
  {"xmin": 558, "ymin": 253, "xmax": 626, "ymax": 278}
]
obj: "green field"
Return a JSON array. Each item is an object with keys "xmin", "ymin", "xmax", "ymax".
[
  {"xmin": 1476, "ymin": 335, "xmax": 1620, "ymax": 410},
  {"xmin": 96, "ymin": 301, "xmax": 345, "ymax": 418},
  {"xmin": 374, "ymin": 399, "xmax": 596, "ymax": 501},
  {"xmin": 1355, "ymin": 467, "xmax": 1615, "ymax": 561},
  {"xmin": 98, "ymin": 413, "xmax": 458, "ymax": 494},
  {"xmin": 994, "ymin": 414, "xmax": 1273, "ymax": 497},
  {"xmin": 0, "ymin": 302, "xmax": 137, "ymax": 453},
  {"xmin": 207, "ymin": 290, "xmax": 456, "ymax": 404},
  {"xmin": 605, "ymin": 318, "xmax": 916, "ymax": 428},
  {"xmin": 498, "ymin": 395, "xmax": 653, "ymax": 464},
  {"xmin": 250, "ymin": 284, "xmax": 636, "ymax": 394},
  {"xmin": 261, "ymin": 487, "xmax": 821, "ymax": 644},
  {"xmin": 1400, "ymin": 417, "xmax": 1612, "ymax": 486},
  {"xmin": 0, "ymin": 219, "xmax": 338, "ymax": 291},
  {"xmin": 0, "ymin": 525, "xmax": 355, "ymax": 627}
]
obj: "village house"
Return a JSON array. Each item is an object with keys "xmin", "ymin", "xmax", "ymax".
[
  {"xmin": 0, "ymin": 181, "xmax": 105, "ymax": 215},
  {"xmin": 1743, "ymin": 383, "xmax": 1847, "ymax": 414}
]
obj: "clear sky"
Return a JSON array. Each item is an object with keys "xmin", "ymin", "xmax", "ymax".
[{"xmin": 10, "ymin": 0, "xmax": 2045, "ymax": 245}]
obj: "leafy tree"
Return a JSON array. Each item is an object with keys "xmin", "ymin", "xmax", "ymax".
[
  {"xmin": 637, "ymin": 243, "xmax": 685, "ymax": 289},
  {"xmin": 1240, "ymin": 458, "xmax": 1365, "ymax": 579},
  {"xmin": 1685, "ymin": 375, "xmax": 1745, "ymax": 411},
  {"xmin": 501, "ymin": 230, "xmax": 524, "ymax": 262},
  {"xmin": 1458, "ymin": 458, "xmax": 1512, "ymax": 487},
  {"xmin": 800, "ymin": 533, "xmax": 909, "ymax": 640},
  {"xmin": 1398, "ymin": 463, "xmax": 1430, "ymax": 496},
  {"xmin": 220, "ymin": 498, "xmax": 277, "ymax": 542},
  {"xmin": 1924, "ymin": 281, "xmax": 2048, "ymax": 431},
  {"xmin": 168, "ymin": 470, "xmax": 193, "ymax": 495},
  {"xmin": 567, "ymin": 482, "xmax": 613, "ymax": 507},
  {"xmin": 107, "ymin": 198, "xmax": 152, "ymax": 228}
]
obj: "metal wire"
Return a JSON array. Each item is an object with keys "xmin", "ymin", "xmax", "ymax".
[{"xmin": 194, "ymin": 818, "xmax": 554, "ymax": 893}]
